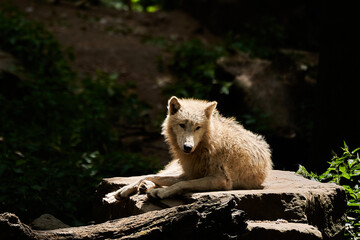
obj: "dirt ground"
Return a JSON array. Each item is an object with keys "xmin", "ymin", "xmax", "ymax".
[
  {"xmin": 8, "ymin": 0, "xmax": 217, "ymax": 109},
  {"xmin": 3, "ymin": 0, "xmax": 219, "ymax": 164}
]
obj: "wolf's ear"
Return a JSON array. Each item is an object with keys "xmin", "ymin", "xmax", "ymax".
[
  {"xmin": 168, "ymin": 96, "xmax": 181, "ymax": 115},
  {"xmin": 205, "ymin": 101, "xmax": 217, "ymax": 118}
]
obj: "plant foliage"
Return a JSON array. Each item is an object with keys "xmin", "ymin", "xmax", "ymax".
[
  {"xmin": 297, "ymin": 143, "xmax": 360, "ymax": 240},
  {"xmin": 164, "ymin": 40, "xmax": 231, "ymax": 100},
  {"xmin": 0, "ymin": 8, "xmax": 160, "ymax": 225},
  {"xmin": 224, "ymin": 16, "xmax": 286, "ymax": 58},
  {"xmin": 0, "ymin": 6, "xmax": 74, "ymax": 82},
  {"xmin": 101, "ymin": 0, "xmax": 178, "ymax": 12}
]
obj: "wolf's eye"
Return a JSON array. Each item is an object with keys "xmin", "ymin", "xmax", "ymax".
[
  {"xmin": 179, "ymin": 124, "xmax": 185, "ymax": 129},
  {"xmin": 195, "ymin": 126, "xmax": 201, "ymax": 131}
]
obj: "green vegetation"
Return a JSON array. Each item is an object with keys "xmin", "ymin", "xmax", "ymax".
[
  {"xmin": 0, "ymin": 5, "xmax": 275, "ymax": 225},
  {"xmin": 224, "ymin": 17, "xmax": 285, "ymax": 59},
  {"xmin": 102, "ymin": 0, "xmax": 176, "ymax": 12},
  {"xmin": 240, "ymin": 109, "xmax": 271, "ymax": 135},
  {"xmin": 297, "ymin": 143, "xmax": 360, "ymax": 240},
  {"xmin": 164, "ymin": 40, "xmax": 231, "ymax": 100},
  {"xmin": 162, "ymin": 40, "xmax": 272, "ymax": 135},
  {"xmin": 0, "ymin": 7, "xmax": 74, "ymax": 81},
  {"xmin": 0, "ymin": 0, "xmax": 317, "ymax": 228},
  {"xmin": 0, "ymin": 8, "xmax": 160, "ymax": 225}
]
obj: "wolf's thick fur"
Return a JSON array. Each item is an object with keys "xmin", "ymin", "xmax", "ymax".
[{"xmin": 104, "ymin": 97, "xmax": 272, "ymax": 201}]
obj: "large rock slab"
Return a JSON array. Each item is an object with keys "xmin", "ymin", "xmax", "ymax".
[
  {"xmin": 95, "ymin": 170, "xmax": 346, "ymax": 240},
  {"xmin": 0, "ymin": 197, "xmax": 247, "ymax": 240}
]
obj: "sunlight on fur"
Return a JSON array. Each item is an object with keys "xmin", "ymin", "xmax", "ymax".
[{"xmin": 104, "ymin": 96, "xmax": 272, "ymax": 202}]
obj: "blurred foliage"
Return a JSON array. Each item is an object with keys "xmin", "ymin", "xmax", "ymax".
[
  {"xmin": 0, "ymin": 8, "xmax": 160, "ymax": 225},
  {"xmin": 0, "ymin": 0, "xmax": 316, "ymax": 226},
  {"xmin": 162, "ymin": 40, "xmax": 272, "ymax": 135},
  {"xmin": 101, "ymin": 0, "xmax": 178, "ymax": 12},
  {"xmin": 239, "ymin": 109, "xmax": 271, "ymax": 136},
  {"xmin": 297, "ymin": 143, "xmax": 360, "ymax": 240},
  {"xmin": 224, "ymin": 17, "xmax": 286, "ymax": 59},
  {"xmin": 163, "ymin": 40, "xmax": 231, "ymax": 100},
  {"xmin": 0, "ymin": 6, "xmax": 74, "ymax": 82}
]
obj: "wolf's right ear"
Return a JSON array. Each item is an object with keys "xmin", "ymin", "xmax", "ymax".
[
  {"xmin": 168, "ymin": 96, "xmax": 181, "ymax": 115},
  {"xmin": 205, "ymin": 101, "xmax": 217, "ymax": 119}
]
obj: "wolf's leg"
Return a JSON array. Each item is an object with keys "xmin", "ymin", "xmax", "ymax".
[
  {"xmin": 138, "ymin": 180, "xmax": 157, "ymax": 194},
  {"xmin": 137, "ymin": 174, "xmax": 186, "ymax": 193},
  {"xmin": 103, "ymin": 174, "xmax": 184, "ymax": 204},
  {"xmin": 148, "ymin": 176, "xmax": 231, "ymax": 199},
  {"xmin": 121, "ymin": 174, "xmax": 184, "ymax": 196},
  {"xmin": 103, "ymin": 175, "xmax": 154, "ymax": 204},
  {"xmin": 148, "ymin": 174, "xmax": 185, "ymax": 186}
]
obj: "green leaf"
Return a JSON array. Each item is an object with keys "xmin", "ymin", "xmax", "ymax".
[
  {"xmin": 342, "ymin": 172, "xmax": 351, "ymax": 180},
  {"xmin": 352, "ymin": 164, "xmax": 360, "ymax": 170},
  {"xmin": 352, "ymin": 147, "xmax": 360, "ymax": 154},
  {"xmin": 348, "ymin": 202, "xmax": 360, "ymax": 207},
  {"xmin": 348, "ymin": 159, "xmax": 357, "ymax": 168},
  {"xmin": 351, "ymin": 170, "xmax": 360, "ymax": 176},
  {"xmin": 343, "ymin": 185, "xmax": 356, "ymax": 198},
  {"xmin": 147, "ymin": 5, "xmax": 160, "ymax": 12},
  {"xmin": 15, "ymin": 159, "xmax": 27, "ymax": 166},
  {"xmin": 339, "ymin": 165, "xmax": 347, "ymax": 174}
]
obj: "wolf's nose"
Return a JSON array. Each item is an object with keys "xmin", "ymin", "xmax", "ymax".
[{"xmin": 183, "ymin": 144, "xmax": 193, "ymax": 153}]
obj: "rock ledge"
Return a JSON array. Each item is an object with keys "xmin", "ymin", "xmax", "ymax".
[{"xmin": 95, "ymin": 170, "xmax": 346, "ymax": 240}]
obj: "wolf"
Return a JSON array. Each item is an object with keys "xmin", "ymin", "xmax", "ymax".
[{"xmin": 104, "ymin": 96, "xmax": 272, "ymax": 202}]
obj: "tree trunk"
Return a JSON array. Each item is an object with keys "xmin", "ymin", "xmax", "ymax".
[{"xmin": 0, "ymin": 197, "xmax": 246, "ymax": 240}]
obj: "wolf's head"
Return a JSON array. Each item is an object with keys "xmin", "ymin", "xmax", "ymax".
[{"xmin": 163, "ymin": 96, "xmax": 217, "ymax": 154}]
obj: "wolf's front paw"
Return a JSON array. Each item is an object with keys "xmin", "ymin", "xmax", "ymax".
[
  {"xmin": 103, "ymin": 189, "xmax": 121, "ymax": 204},
  {"xmin": 102, "ymin": 184, "xmax": 138, "ymax": 204},
  {"xmin": 147, "ymin": 188, "xmax": 172, "ymax": 199},
  {"xmin": 138, "ymin": 180, "xmax": 156, "ymax": 194},
  {"xmin": 118, "ymin": 184, "xmax": 138, "ymax": 197}
]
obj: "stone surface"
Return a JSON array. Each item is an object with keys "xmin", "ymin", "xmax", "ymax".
[
  {"xmin": 215, "ymin": 51, "xmax": 320, "ymax": 170},
  {"xmin": 1, "ymin": 197, "xmax": 247, "ymax": 240},
  {"xmin": 0, "ymin": 212, "xmax": 36, "ymax": 240},
  {"xmin": 217, "ymin": 53, "xmax": 296, "ymax": 138},
  {"xmin": 242, "ymin": 221, "xmax": 323, "ymax": 240},
  {"xmin": 31, "ymin": 213, "xmax": 70, "ymax": 230},
  {"xmin": 95, "ymin": 170, "xmax": 346, "ymax": 240}
]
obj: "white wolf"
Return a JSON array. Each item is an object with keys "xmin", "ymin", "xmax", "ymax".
[{"xmin": 104, "ymin": 96, "xmax": 272, "ymax": 202}]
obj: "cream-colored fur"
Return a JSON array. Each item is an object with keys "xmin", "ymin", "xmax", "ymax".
[{"xmin": 103, "ymin": 96, "xmax": 272, "ymax": 202}]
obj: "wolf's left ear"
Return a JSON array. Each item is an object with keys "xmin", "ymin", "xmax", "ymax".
[
  {"xmin": 168, "ymin": 96, "xmax": 181, "ymax": 115},
  {"xmin": 205, "ymin": 101, "xmax": 217, "ymax": 118}
]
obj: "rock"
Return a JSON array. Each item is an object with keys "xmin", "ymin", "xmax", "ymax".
[
  {"xmin": 216, "ymin": 51, "xmax": 319, "ymax": 170},
  {"xmin": 242, "ymin": 221, "xmax": 323, "ymax": 240},
  {"xmin": 0, "ymin": 212, "xmax": 36, "ymax": 240},
  {"xmin": 216, "ymin": 50, "xmax": 318, "ymax": 139},
  {"xmin": 217, "ymin": 53, "xmax": 296, "ymax": 138},
  {"xmin": 1, "ymin": 197, "xmax": 247, "ymax": 240},
  {"xmin": 31, "ymin": 213, "xmax": 70, "ymax": 230},
  {"xmin": 95, "ymin": 170, "xmax": 346, "ymax": 240}
]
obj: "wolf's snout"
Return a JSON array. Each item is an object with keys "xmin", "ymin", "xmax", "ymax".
[{"xmin": 183, "ymin": 144, "xmax": 193, "ymax": 153}]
